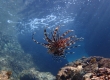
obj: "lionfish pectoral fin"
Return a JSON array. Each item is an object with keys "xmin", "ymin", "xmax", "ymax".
[
  {"xmin": 66, "ymin": 45, "xmax": 81, "ymax": 50},
  {"xmin": 65, "ymin": 51, "xmax": 75, "ymax": 54},
  {"xmin": 52, "ymin": 55, "xmax": 62, "ymax": 62},
  {"xmin": 78, "ymin": 37, "xmax": 84, "ymax": 41},
  {"xmin": 60, "ymin": 55, "xmax": 66, "ymax": 59}
]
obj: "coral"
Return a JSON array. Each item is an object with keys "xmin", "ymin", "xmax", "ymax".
[
  {"xmin": 83, "ymin": 67, "xmax": 110, "ymax": 80},
  {"xmin": 0, "ymin": 71, "xmax": 12, "ymax": 80},
  {"xmin": 57, "ymin": 65, "xmax": 83, "ymax": 80},
  {"xmin": 56, "ymin": 56, "xmax": 110, "ymax": 80}
]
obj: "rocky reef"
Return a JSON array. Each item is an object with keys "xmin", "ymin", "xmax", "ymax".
[
  {"xmin": 19, "ymin": 68, "xmax": 55, "ymax": 80},
  {"xmin": 0, "ymin": 32, "xmax": 35, "ymax": 79},
  {"xmin": 0, "ymin": 31, "xmax": 56, "ymax": 80},
  {"xmin": 56, "ymin": 56, "xmax": 110, "ymax": 80}
]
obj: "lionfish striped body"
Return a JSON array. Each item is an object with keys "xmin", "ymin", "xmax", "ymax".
[{"xmin": 32, "ymin": 27, "xmax": 83, "ymax": 58}]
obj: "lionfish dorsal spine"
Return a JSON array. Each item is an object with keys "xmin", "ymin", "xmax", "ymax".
[
  {"xmin": 60, "ymin": 30, "xmax": 74, "ymax": 39},
  {"xmin": 44, "ymin": 29, "xmax": 52, "ymax": 43},
  {"xmin": 32, "ymin": 32, "xmax": 45, "ymax": 46},
  {"xmin": 52, "ymin": 27, "xmax": 59, "ymax": 41}
]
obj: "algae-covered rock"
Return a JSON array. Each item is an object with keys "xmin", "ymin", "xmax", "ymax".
[{"xmin": 19, "ymin": 68, "xmax": 56, "ymax": 80}]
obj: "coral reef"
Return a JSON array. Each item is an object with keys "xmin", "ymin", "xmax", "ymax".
[
  {"xmin": 56, "ymin": 56, "xmax": 110, "ymax": 80},
  {"xmin": 57, "ymin": 64, "xmax": 83, "ymax": 80},
  {"xmin": 83, "ymin": 67, "xmax": 110, "ymax": 80}
]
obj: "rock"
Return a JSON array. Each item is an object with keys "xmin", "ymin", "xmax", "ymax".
[
  {"xmin": 56, "ymin": 56, "xmax": 110, "ymax": 80},
  {"xmin": 0, "ymin": 71, "xmax": 12, "ymax": 80},
  {"xmin": 19, "ymin": 68, "xmax": 55, "ymax": 80}
]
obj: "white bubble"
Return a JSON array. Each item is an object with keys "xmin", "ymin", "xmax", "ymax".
[{"xmin": 7, "ymin": 20, "xmax": 12, "ymax": 23}]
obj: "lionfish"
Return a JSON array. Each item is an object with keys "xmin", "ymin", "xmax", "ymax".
[{"xmin": 32, "ymin": 26, "xmax": 83, "ymax": 59}]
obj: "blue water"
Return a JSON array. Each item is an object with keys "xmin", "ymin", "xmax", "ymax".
[{"xmin": 2, "ymin": 0, "xmax": 110, "ymax": 76}]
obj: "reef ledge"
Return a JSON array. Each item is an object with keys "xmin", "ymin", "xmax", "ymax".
[{"xmin": 56, "ymin": 56, "xmax": 110, "ymax": 80}]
